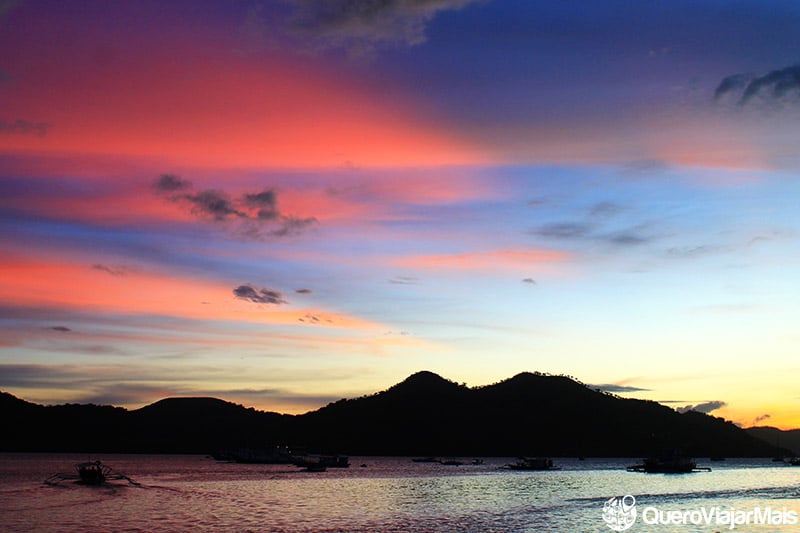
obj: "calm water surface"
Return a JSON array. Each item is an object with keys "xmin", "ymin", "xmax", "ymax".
[{"xmin": 1, "ymin": 454, "xmax": 798, "ymax": 532}]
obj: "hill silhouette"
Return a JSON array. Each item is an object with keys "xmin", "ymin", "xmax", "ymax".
[
  {"xmin": 126, "ymin": 398, "xmax": 293, "ymax": 453},
  {"xmin": 746, "ymin": 426, "xmax": 800, "ymax": 456},
  {"xmin": 293, "ymin": 371, "xmax": 779, "ymax": 457},
  {"xmin": 0, "ymin": 372, "xmax": 786, "ymax": 457}
]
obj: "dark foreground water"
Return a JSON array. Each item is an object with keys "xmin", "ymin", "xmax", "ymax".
[{"xmin": 1, "ymin": 454, "xmax": 799, "ymax": 532}]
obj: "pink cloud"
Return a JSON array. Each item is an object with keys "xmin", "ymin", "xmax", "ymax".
[
  {"xmin": 393, "ymin": 248, "xmax": 570, "ymax": 273},
  {"xmin": 1, "ymin": 32, "xmax": 490, "ymax": 169}
]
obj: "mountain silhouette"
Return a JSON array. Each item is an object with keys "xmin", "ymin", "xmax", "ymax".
[
  {"xmin": 293, "ymin": 371, "xmax": 779, "ymax": 457},
  {"xmin": 0, "ymin": 372, "xmax": 786, "ymax": 457},
  {"xmin": 746, "ymin": 426, "xmax": 800, "ymax": 456},
  {"xmin": 126, "ymin": 398, "xmax": 293, "ymax": 453}
]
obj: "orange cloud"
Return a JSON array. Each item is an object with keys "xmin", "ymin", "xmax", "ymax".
[
  {"xmin": 719, "ymin": 405, "xmax": 800, "ymax": 432},
  {"xmin": 0, "ymin": 253, "xmax": 379, "ymax": 331},
  {"xmin": 393, "ymin": 248, "xmax": 570, "ymax": 273}
]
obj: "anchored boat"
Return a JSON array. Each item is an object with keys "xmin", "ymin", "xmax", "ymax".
[
  {"xmin": 292, "ymin": 454, "xmax": 350, "ymax": 471},
  {"xmin": 627, "ymin": 450, "xmax": 711, "ymax": 473},
  {"xmin": 505, "ymin": 457, "xmax": 559, "ymax": 471}
]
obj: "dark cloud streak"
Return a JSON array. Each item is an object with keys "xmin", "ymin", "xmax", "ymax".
[
  {"xmin": 533, "ymin": 222, "xmax": 654, "ymax": 247},
  {"xmin": 715, "ymin": 64, "xmax": 800, "ymax": 105},
  {"xmin": 607, "ymin": 232, "xmax": 651, "ymax": 246},
  {"xmin": 677, "ymin": 400, "xmax": 727, "ymax": 414},
  {"xmin": 233, "ymin": 284, "xmax": 287, "ymax": 305},
  {"xmin": 741, "ymin": 65, "xmax": 800, "ymax": 104},
  {"xmin": 714, "ymin": 73, "xmax": 752, "ymax": 101},
  {"xmin": 592, "ymin": 383, "xmax": 650, "ymax": 393},
  {"xmin": 268, "ymin": 215, "xmax": 317, "ymax": 237},
  {"xmin": 185, "ymin": 189, "xmax": 244, "ymax": 221},
  {"xmin": 666, "ymin": 245, "xmax": 716, "ymax": 259},
  {"xmin": 590, "ymin": 202, "xmax": 624, "ymax": 219},
  {"xmin": 242, "ymin": 189, "xmax": 279, "ymax": 220},
  {"xmin": 0, "ymin": 118, "xmax": 50, "ymax": 137},
  {"xmin": 92, "ymin": 264, "xmax": 129, "ymax": 276},
  {"xmin": 533, "ymin": 222, "xmax": 591, "ymax": 240},
  {"xmin": 154, "ymin": 174, "xmax": 317, "ymax": 238},
  {"xmin": 154, "ymin": 173, "xmax": 192, "ymax": 193},
  {"xmin": 286, "ymin": 0, "xmax": 479, "ymax": 59},
  {"xmin": 753, "ymin": 414, "xmax": 771, "ymax": 424}
]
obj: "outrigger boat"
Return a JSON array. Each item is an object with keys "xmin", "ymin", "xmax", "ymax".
[
  {"xmin": 627, "ymin": 450, "xmax": 711, "ymax": 473},
  {"xmin": 45, "ymin": 461, "xmax": 139, "ymax": 486},
  {"xmin": 505, "ymin": 457, "xmax": 559, "ymax": 471}
]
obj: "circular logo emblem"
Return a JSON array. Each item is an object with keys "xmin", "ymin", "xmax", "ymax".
[{"xmin": 602, "ymin": 495, "xmax": 637, "ymax": 531}]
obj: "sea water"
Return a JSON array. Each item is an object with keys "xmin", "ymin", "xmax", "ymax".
[{"xmin": 1, "ymin": 454, "xmax": 798, "ymax": 532}]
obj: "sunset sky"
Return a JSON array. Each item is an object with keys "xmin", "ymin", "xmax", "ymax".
[{"xmin": 2, "ymin": 1, "xmax": 800, "ymax": 428}]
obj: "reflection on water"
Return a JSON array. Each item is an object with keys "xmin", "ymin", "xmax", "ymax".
[{"xmin": 0, "ymin": 454, "xmax": 798, "ymax": 532}]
